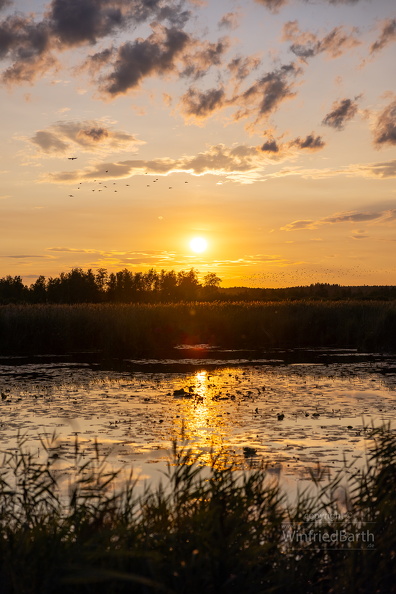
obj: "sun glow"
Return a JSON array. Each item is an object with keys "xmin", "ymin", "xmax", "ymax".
[{"xmin": 189, "ymin": 237, "xmax": 208, "ymax": 254}]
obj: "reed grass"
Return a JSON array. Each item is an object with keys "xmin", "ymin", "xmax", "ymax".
[
  {"xmin": 0, "ymin": 426, "xmax": 395, "ymax": 593},
  {"xmin": 0, "ymin": 300, "xmax": 395, "ymax": 357}
]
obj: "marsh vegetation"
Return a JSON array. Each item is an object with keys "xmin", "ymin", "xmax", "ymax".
[
  {"xmin": 0, "ymin": 300, "xmax": 395, "ymax": 357},
  {"xmin": 0, "ymin": 427, "xmax": 394, "ymax": 593}
]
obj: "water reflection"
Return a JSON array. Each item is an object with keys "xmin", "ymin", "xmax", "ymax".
[{"xmin": 0, "ymin": 359, "xmax": 394, "ymax": 490}]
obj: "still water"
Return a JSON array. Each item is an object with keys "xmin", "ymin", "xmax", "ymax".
[{"xmin": 0, "ymin": 349, "xmax": 395, "ymax": 495}]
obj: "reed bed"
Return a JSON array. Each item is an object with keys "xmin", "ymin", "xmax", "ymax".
[
  {"xmin": 0, "ymin": 426, "xmax": 395, "ymax": 593},
  {"xmin": 0, "ymin": 300, "xmax": 395, "ymax": 357}
]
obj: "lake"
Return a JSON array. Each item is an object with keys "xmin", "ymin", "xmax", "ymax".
[{"xmin": 0, "ymin": 347, "xmax": 395, "ymax": 498}]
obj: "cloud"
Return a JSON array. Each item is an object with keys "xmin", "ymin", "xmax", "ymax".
[
  {"xmin": 373, "ymin": 99, "xmax": 396, "ymax": 148},
  {"xmin": 370, "ymin": 18, "xmax": 396, "ymax": 55},
  {"xmin": 179, "ymin": 87, "xmax": 227, "ymax": 120},
  {"xmin": 281, "ymin": 208, "xmax": 395, "ymax": 231},
  {"xmin": 101, "ymin": 25, "xmax": 190, "ymax": 96},
  {"xmin": 351, "ymin": 230, "xmax": 369, "ymax": 239},
  {"xmin": 218, "ymin": 12, "xmax": 240, "ymax": 31},
  {"xmin": 0, "ymin": 1, "xmax": 191, "ymax": 84},
  {"xmin": 322, "ymin": 97, "xmax": 360, "ymax": 130},
  {"xmin": 47, "ymin": 247, "xmax": 103, "ymax": 253},
  {"xmin": 254, "ymin": 0, "xmax": 289, "ymax": 13},
  {"xmin": 235, "ymin": 63, "xmax": 300, "ymax": 125},
  {"xmin": 0, "ymin": 254, "xmax": 48, "ymax": 259},
  {"xmin": 280, "ymin": 219, "xmax": 316, "ymax": 231},
  {"xmin": 255, "ymin": 0, "xmax": 364, "ymax": 12},
  {"xmin": 261, "ymin": 133, "xmax": 325, "ymax": 155},
  {"xmin": 283, "ymin": 20, "xmax": 360, "ymax": 60},
  {"xmin": 358, "ymin": 160, "xmax": 396, "ymax": 178},
  {"xmin": 178, "ymin": 62, "xmax": 301, "ymax": 127},
  {"xmin": 179, "ymin": 55, "xmax": 266, "ymax": 124},
  {"xmin": 261, "ymin": 139, "xmax": 280, "ymax": 153},
  {"xmin": 292, "ymin": 134, "xmax": 325, "ymax": 150},
  {"xmin": 0, "ymin": 14, "xmax": 55, "ymax": 84},
  {"xmin": 48, "ymin": 0, "xmax": 190, "ymax": 47},
  {"xmin": 227, "ymin": 55, "xmax": 261, "ymax": 82},
  {"xmin": 266, "ymin": 158, "xmax": 396, "ymax": 180},
  {"xmin": 179, "ymin": 38, "xmax": 230, "ymax": 79},
  {"xmin": 44, "ymin": 133, "xmax": 327, "ymax": 186},
  {"xmin": 322, "ymin": 211, "xmax": 383, "ymax": 224},
  {"xmin": 79, "ymin": 47, "xmax": 114, "ymax": 75},
  {"xmin": 83, "ymin": 34, "xmax": 229, "ymax": 90},
  {"xmin": 327, "ymin": 0, "xmax": 362, "ymax": 4},
  {"xmin": 0, "ymin": 0, "xmax": 12, "ymax": 11},
  {"xmin": 29, "ymin": 120, "xmax": 144, "ymax": 155},
  {"xmin": 44, "ymin": 143, "xmax": 273, "ymax": 184}
]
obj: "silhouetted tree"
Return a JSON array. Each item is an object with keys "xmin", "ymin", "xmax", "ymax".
[
  {"xmin": 202, "ymin": 272, "xmax": 222, "ymax": 299},
  {"xmin": 0, "ymin": 275, "xmax": 27, "ymax": 303},
  {"xmin": 30, "ymin": 275, "xmax": 47, "ymax": 303},
  {"xmin": 177, "ymin": 268, "xmax": 201, "ymax": 301}
]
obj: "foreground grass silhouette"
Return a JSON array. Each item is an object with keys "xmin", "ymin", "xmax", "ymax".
[{"xmin": 0, "ymin": 427, "xmax": 395, "ymax": 593}]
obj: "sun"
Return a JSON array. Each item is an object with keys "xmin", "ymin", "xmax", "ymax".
[{"xmin": 189, "ymin": 237, "xmax": 208, "ymax": 254}]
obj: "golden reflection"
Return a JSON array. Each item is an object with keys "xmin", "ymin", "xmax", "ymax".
[{"xmin": 169, "ymin": 369, "xmax": 242, "ymax": 468}]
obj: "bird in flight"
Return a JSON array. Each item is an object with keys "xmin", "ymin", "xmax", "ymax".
[{"xmin": 68, "ymin": 157, "xmax": 77, "ymax": 160}]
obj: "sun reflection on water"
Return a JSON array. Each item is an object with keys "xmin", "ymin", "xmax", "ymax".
[{"xmin": 169, "ymin": 369, "xmax": 241, "ymax": 468}]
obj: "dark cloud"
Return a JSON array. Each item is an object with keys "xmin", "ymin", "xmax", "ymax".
[
  {"xmin": 0, "ymin": 15, "xmax": 51, "ymax": 62},
  {"xmin": 254, "ymin": 0, "xmax": 289, "ymax": 13},
  {"xmin": 0, "ymin": 0, "xmax": 191, "ymax": 84},
  {"xmin": 48, "ymin": 0, "xmax": 188, "ymax": 47},
  {"xmin": 292, "ymin": 134, "xmax": 325, "ymax": 149},
  {"xmin": 180, "ymin": 38, "xmax": 229, "ymax": 79},
  {"xmin": 261, "ymin": 132, "xmax": 325, "ymax": 155},
  {"xmin": 179, "ymin": 62, "xmax": 300, "ymax": 126},
  {"xmin": 327, "ymin": 0, "xmax": 362, "ymax": 4},
  {"xmin": 256, "ymin": 0, "xmax": 364, "ymax": 11},
  {"xmin": 49, "ymin": 0, "xmax": 131, "ymax": 46},
  {"xmin": 283, "ymin": 20, "xmax": 360, "ymax": 60},
  {"xmin": 322, "ymin": 98, "xmax": 359, "ymax": 130},
  {"xmin": 103, "ymin": 25, "xmax": 190, "ymax": 96},
  {"xmin": 180, "ymin": 87, "xmax": 226, "ymax": 119},
  {"xmin": 261, "ymin": 139, "xmax": 279, "ymax": 152},
  {"xmin": 30, "ymin": 120, "xmax": 142, "ymax": 154},
  {"xmin": 228, "ymin": 55, "xmax": 261, "ymax": 81},
  {"xmin": 218, "ymin": 12, "xmax": 240, "ymax": 31},
  {"xmin": 0, "ymin": 0, "xmax": 11, "ymax": 11},
  {"xmin": 371, "ymin": 18, "xmax": 396, "ymax": 54},
  {"xmin": 80, "ymin": 47, "xmax": 114, "ymax": 74},
  {"xmin": 373, "ymin": 100, "xmax": 396, "ymax": 148},
  {"xmin": 78, "ymin": 127, "xmax": 109, "ymax": 142},
  {"xmin": 242, "ymin": 63, "xmax": 299, "ymax": 119}
]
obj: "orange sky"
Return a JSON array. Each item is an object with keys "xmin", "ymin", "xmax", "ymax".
[{"xmin": 0, "ymin": 0, "xmax": 395, "ymax": 287}]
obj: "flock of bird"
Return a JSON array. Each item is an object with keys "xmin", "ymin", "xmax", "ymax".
[{"xmin": 66, "ymin": 157, "xmax": 190, "ymax": 198}]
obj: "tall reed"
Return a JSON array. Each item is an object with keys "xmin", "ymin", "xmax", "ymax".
[
  {"xmin": 0, "ymin": 300, "xmax": 395, "ymax": 357},
  {"xmin": 0, "ymin": 426, "xmax": 394, "ymax": 593}
]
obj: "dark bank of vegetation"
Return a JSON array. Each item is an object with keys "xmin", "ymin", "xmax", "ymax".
[
  {"xmin": 0, "ymin": 300, "xmax": 395, "ymax": 357},
  {"xmin": 0, "ymin": 267, "xmax": 395, "ymax": 357},
  {"xmin": 0, "ymin": 426, "xmax": 395, "ymax": 594},
  {"xmin": 1, "ymin": 267, "xmax": 396, "ymax": 304}
]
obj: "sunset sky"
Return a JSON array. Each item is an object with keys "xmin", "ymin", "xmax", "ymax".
[{"xmin": 0, "ymin": 0, "xmax": 395, "ymax": 287}]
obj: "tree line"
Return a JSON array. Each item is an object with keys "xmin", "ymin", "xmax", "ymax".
[
  {"xmin": 0, "ymin": 268, "xmax": 395, "ymax": 304},
  {"xmin": 0, "ymin": 268, "xmax": 222, "ymax": 304}
]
